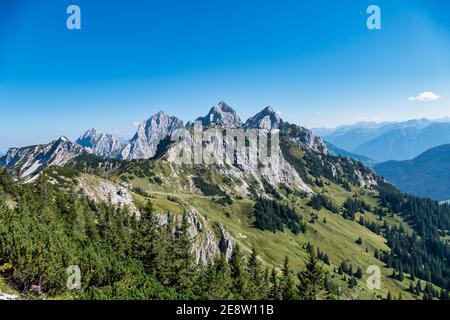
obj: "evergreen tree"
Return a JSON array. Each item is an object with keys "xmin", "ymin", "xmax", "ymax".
[
  {"xmin": 386, "ymin": 291, "xmax": 393, "ymax": 300},
  {"xmin": 280, "ymin": 256, "xmax": 297, "ymax": 300},
  {"xmin": 354, "ymin": 267, "xmax": 363, "ymax": 279},
  {"xmin": 409, "ymin": 282, "xmax": 416, "ymax": 294},
  {"xmin": 269, "ymin": 269, "xmax": 281, "ymax": 300},
  {"xmin": 229, "ymin": 245, "xmax": 249, "ymax": 298},
  {"xmin": 247, "ymin": 247, "xmax": 264, "ymax": 299},
  {"xmin": 297, "ymin": 250, "xmax": 325, "ymax": 300},
  {"xmin": 172, "ymin": 211, "xmax": 197, "ymax": 291},
  {"xmin": 348, "ymin": 276, "xmax": 357, "ymax": 289},
  {"xmin": 199, "ymin": 254, "xmax": 232, "ymax": 299}
]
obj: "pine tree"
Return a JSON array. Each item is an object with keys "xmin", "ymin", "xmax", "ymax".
[
  {"xmin": 354, "ymin": 267, "xmax": 363, "ymax": 279},
  {"xmin": 348, "ymin": 276, "xmax": 357, "ymax": 289},
  {"xmin": 280, "ymin": 256, "xmax": 297, "ymax": 300},
  {"xmin": 297, "ymin": 249, "xmax": 325, "ymax": 300},
  {"xmin": 200, "ymin": 254, "xmax": 232, "ymax": 299},
  {"xmin": 416, "ymin": 280, "xmax": 423, "ymax": 293},
  {"xmin": 387, "ymin": 291, "xmax": 393, "ymax": 300},
  {"xmin": 440, "ymin": 289, "xmax": 449, "ymax": 300},
  {"xmin": 173, "ymin": 211, "xmax": 196, "ymax": 291},
  {"xmin": 247, "ymin": 247, "xmax": 264, "ymax": 299},
  {"xmin": 229, "ymin": 245, "xmax": 249, "ymax": 298},
  {"xmin": 398, "ymin": 269, "xmax": 405, "ymax": 282},
  {"xmin": 269, "ymin": 269, "xmax": 281, "ymax": 300},
  {"xmin": 409, "ymin": 282, "xmax": 416, "ymax": 294},
  {"xmin": 323, "ymin": 254, "xmax": 330, "ymax": 265}
]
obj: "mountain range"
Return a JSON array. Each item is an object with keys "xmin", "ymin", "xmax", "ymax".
[
  {"xmin": 374, "ymin": 144, "xmax": 450, "ymax": 201},
  {"xmin": 313, "ymin": 118, "xmax": 450, "ymax": 162},
  {"xmin": 0, "ymin": 102, "xmax": 339, "ymax": 189},
  {"xmin": 324, "ymin": 142, "xmax": 378, "ymax": 167},
  {"xmin": 1, "ymin": 102, "xmax": 449, "ymax": 301}
]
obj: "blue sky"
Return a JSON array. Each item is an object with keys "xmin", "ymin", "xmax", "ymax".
[{"xmin": 1, "ymin": 0, "xmax": 449, "ymax": 151}]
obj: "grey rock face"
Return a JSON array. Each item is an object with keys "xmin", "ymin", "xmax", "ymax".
[
  {"xmin": 244, "ymin": 106, "xmax": 283, "ymax": 130},
  {"xmin": 0, "ymin": 137, "xmax": 87, "ymax": 182},
  {"xmin": 76, "ymin": 128, "xmax": 125, "ymax": 159},
  {"xmin": 121, "ymin": 111, "xmax": 184, "ymax": 160},
  {"xmin": 76, "ymin": 175, "xmax": 139, "ymax": 215},
  {"xmin": 0, "ymin": 290, "xmax": 17, "ymax": 300},
  {"xmin": 217, "ymin": 223, "xmax": 235, "ymax": 261},
  {"xmin": 279, "ymin": 121, "xmax": 329, "ymax": 156},
  {"xmin": 157, "ymin": 209, "xmax": 236, "ymax": 264},
  {"xmin": 196, "ymin": 101, "xmax": 243, "ymax": 129}
]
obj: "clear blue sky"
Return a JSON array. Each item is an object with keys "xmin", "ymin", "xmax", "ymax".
[{"xmin": 1, "ymin": 0, "xmax": 449, "ymax": 151}]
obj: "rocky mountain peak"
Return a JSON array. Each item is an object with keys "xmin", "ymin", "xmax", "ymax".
[
  {"xmin": 196, "ymin": 101, "xmax": 243, "ymax": 129},
  {"xmin": 244, "ymin": 106, "xmax": 283, "ymax": 130},
  {"xmin": 121, "ymin": 111, "xmax": 184, "ymax": 160},
  {"xmin": 0, "ymin": 137, "xmax": 87, "ymax": 182},
  {"xmin": 77, "ymin": 129, "xmax": 125, "ymax": 159}
]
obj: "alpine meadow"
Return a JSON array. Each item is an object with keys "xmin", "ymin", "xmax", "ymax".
[{"xmin": 1, "ymin": 0, "xmax": 450, "ymax": 306}]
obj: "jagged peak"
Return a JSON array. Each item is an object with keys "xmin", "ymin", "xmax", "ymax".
[
  {"xmin": 139, "ymin": 111, "xmax": 182, "ymax": 128},
  {"xmin": 81, "ymin": 128, "xmax": 98, "ymax": 137},
  {"xmin": 56, "ymin": 136, "xmax": 70, "ymax": 143},
  {"xmin": 262, "ymin": 106, "xmax": 274, "ymax": 113},
  {"xmin": 153, "ymin": 110, "xmax": 168, "ymax": 118},
  {"xmin": 196, "ymin": 101, "xmax": 242, "ymax": 129},
  {"xmin": 244, "ymin": 106, "xmax": 283, "ymax": 130},
  {"xmin": 214, "ymin": 101, "xmax": 235, "ymax": 113}
]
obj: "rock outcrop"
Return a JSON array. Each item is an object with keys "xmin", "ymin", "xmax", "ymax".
[
  {"xmin": 121, "ymin": 111, "xmax": 184, "ymax": 160},
  {"xmin": 0, "ymin": 137, "xmax": 88, "ymax": 182},
  {"xmin": 76, "ymin": 128, "xmax": 125, "ymax": 159},
  {"xmin": 244, "ymin": 106, "xmax": 283, "ymax": 130},
  {"xmin": 0, "ymin": 290, "xmax": 17, "ymax": 301},
  {"xmin": 76, "ymin": 175, "xmax": 139, "ymax": 215},
  {"xmin": 157, "ymin": 209, "xmax": 236, "ymax": 264},
  {"xmin": 196, "ymin": 101, "xmax": 243, "ymax": 129}
]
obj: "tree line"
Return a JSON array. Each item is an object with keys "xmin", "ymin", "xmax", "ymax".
[{"xmin": 0, "ymin": 168, "xmax": 331, "ymax": 300}]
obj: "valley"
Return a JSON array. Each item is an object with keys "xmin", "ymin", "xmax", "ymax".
[{"xmin": 0, "ymin": 103, "xmax": 449, "ymax": 300}]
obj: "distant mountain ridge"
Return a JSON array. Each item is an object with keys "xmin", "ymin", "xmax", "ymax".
[
  {"xmin": 76, "ymin": 128, "xmax": 125, "ymax": 159},
  {"xmin": 325, "ymin": 142, "xmax": 377, "ymax": 167},
  {"xmin": 0, "ymin": 102, "xmax": 378, "ymax": 193},
  {"xmin": 312, "ymin": 118, "xmax": 450, "ymax": 162},
  {"xmin": 121, "ymin": 111, "xmax": 184, "ymax": 160},
  {"xmin": 354, "ymin": 123, "xmax": 450, "ymax": 161},
  {"xmin": 195, "ymin": 101, "xmax": 243, "ymax": 129},
  {"xmin": 374, "ymin": 144, "xmax": 450, "ymax": 201},
  {"xmin": 0, "ymin": 137, "xmax": 88, "ymax": 182}
]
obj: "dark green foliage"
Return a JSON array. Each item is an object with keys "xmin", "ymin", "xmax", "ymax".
[
  {"xmin": 317, "ymin": 248, "xmax": 330, "ymax": 266},
  {"xmin": 354, "ymin": 267, "xmax": 363, "ymax": 279},
  {"xmin": 229, "ymin": 245, "xmax": 249, "ymax": 298},
  {"xmin": 387, "ymin": 291, "xmax": 393, "ymax": 300},
  {"xmin": 348, "ymin": 276, "xmax": 358, "ymax": 289},
  {"xmin": 297, "ymin": 249, "xmax": 325, "ymax": 300},
  {"xmin": 377, "ymin": 183, "xmax": 450, "ymax": 290},
  {"xmin": 214, "ymin": 194, "xmax": 233, "ymax": 206},
  {"xmin": 132, "ymin": 186, "xmax": 150, "ymax": 197},
  {"xmin": 252, "ymin": 197, "xmax": 306, "ymax": 234},
  {"xmin": 343, "ymin": 197, "xmax": 371, "ymax": 220},
  {"xmin": 261, "ymin": 179, "xmax": 282, "ymax": 200},
  {"xmin": 193, "ymin": 176, "xmax": 226, "ymax": 197},
  {"xmin": 280, "ymin": 256, "xmax": 297, "ymax": 300},
  {"xmin": 308, "ymin": 194, "xmax": 340, "ymax": 213}
]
